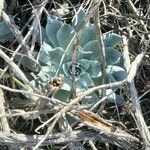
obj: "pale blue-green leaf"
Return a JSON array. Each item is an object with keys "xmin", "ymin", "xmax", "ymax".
[
  {"xmin": 46, "ymin": 16, "xmax": 62, "ymax": 47},
  {"xmin": 58, "ymin": 71, "xmax": 72, "ymax": 91},
  {"xmin": 62, "ymin": 46, "xmax": 82, "ymax": 63},
  {"xmin": 94, "ymin": 73, "xmax": 114, "ymax": 84},
  {"xmin": 48, "ymin": 47, "xmax": 64, "ymax": 66},
  {"xmin": 115, "ymin": 94, "xmax": 126, "ymax": 106},
  {"xmin": 106, "ymin": 89, "xmax": 116, "ymax": 101},
  {"xmin": 62, "ymin": 62, "xmax": 71, "ymax": 77},
  {"xmin": 117, "ymin": 56, "xmax": 124, "ymax": 68},
  {"xmin": 72, "ymin": 6, "xmax": 85, "ymax": 31},
  {"xmin": 39, "ymin": 42, "xmax": 64, "ymax": 66},
  {"xmin": 92, "ymin": 77, "xmax": 102, "ymax": 86},
  {"xmin": 94, "ymin": 73, "xmax": 116, "ymax": 85},
  {"xmin": 87, "ymin": 60, "xmax": 101, "ymax": 78},
  {"xmin": 0, "ymin": 20, "xmax": 12, "ymax": 35},
  {"xmin": 15, "ymin": 51, "xmax": 39, "ymax": 71},
  {"xmin": 77, "ymin": 72, "xmax": 94, "ymax": 92},
  {"xmin": 79, "ymin": 25, "xmax": 96, "ymax": 47},
  {"xmin": 107, "ymin": 74, "xmax": 116, "ymax": 83},
  {"xmin": 0, "ymin": 32, "xmax": 14, "ymax": 43},
  {"xmin": 0, "ymin": 20, "xmax": 14, "ymax": 42},
  {"xmin": 104, "ymin": 32, "xmax": 123, "ymax": 47},
  {"xmin": 78, "ymin": 59, "xmax": 91, "ymax": 71},
  {"xmin": 54, "ymin": 89, "xmax": 71, "ymax": 102},
  {"xmin": 107, "ymin": 65, "xmax": 127, "ymax": 81},
  {"xmin": 82, "ymin": 41, "xmax": 123, "ymax": 65},
  {"xmin": 57, "ymin": 24, "xmax": 75, "ymax": 50},
  {"xmin": 21, "ymin": 57, "xmax": 40, "ymax": 71},
  {"xmin": 61, "ymin": 82, "xmax": 71, "ymax": 91},
  {"xmin": 82, "ymin": 40, "xmax": 99, "ymax": 60},
  {"xmin": 74, "ymin": 46, "xmax": 84, "ymax": 60},
  {"xmin": 76, "ymin": 82, "xmax": 87, "ymax": 93},
  {"xmin": 38, "ymin": 42, "xmax": 53, "ymax": 65},
  {"xmin": 105, "ymin": 47, "xmax": 122, "ymax": 65},
  {"xmin": 113, "ymin": 70, "xmax": 127, "ymax": 81},
  {"xmin": 37, "ymin": 73, "xmax": 49, "ymax": 82}
]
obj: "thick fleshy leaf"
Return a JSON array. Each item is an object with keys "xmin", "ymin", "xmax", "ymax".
[
  {"xmin": 38, "ymin": 42, "xmax": 53, "ymax": 65},
  {"xmin": 0, "ymin": 20, "xmax": 11, "ymax": 35},
  {"xmin": 46, "ymin": 16, "xmax": 62, "ymax": 47},
  {"xmin": 38, "ymin": 42, "xmax": 64, "ymax": 66},
  {"xmin": 82, "ymin": 40, "xmax": 99, "ymax": 60},
  {"xmin": 105, "ymin": 47, "xmax": 122, "ymax": 65},
  {"xmin": 15, "ymin": 51, "xmax": 39, "ymax": 71},
  {"xmin": 62, "ymin": 62, "xmax": 71, "ymax": 77},
  {"xmin": 77, "ymin": 59, "xmax": 91, "ymax": 71},
  {"xmin": 87, "ymin": 60, "xmax": 101, "ymax": 78},
  {"xmin": 77, "ymin": 72, "xmax": 94, "ymax": 92},
  {"xmin": 106, "ymin": 65, "xmax": 127, "ymax": 81},
  {"xmin": 55, "ymin": 65, "xmax": 72, "ymax": 91},
  {"xmin": 72, "ymin": 6, "xmax": 85, "ymax": 31},
  {"xmin": 57, "ymin": 24, "xmax": 75, "ymax": 50},
  {"xmin": 54, "ymin": 89, "xmax": 71, "ymax": 101},
  {"xmin": 21, "ymin": 56, "xmax": 40, "ymax": 71},
  {"xmin": 79, "ymin": 25, "xmax": 96, "ymax": 47},
  {"xmin": 92, "ymin": 73, "xmax": 115, "ymax": 85},
  {"xmin": 48, "ymin": 47, "xmax": 64, "ymax": 66},
  {"xmin": 106, "ymin": 89, "xmax": 116, "ymax": 101},
  {"xmin": 82, "ymin": 41, "xmax": 122, "ymax": 65},
  {"xmin": 61, "ymin": 82, "xmax": 71, "ymax": 91},
  {"xmin": 60, "ymin": 74, "xmax": 72, "ymax": 91},
  {"xmin": 107, "ymin": 74, "xmax": 116, "ymax": 83},
  {"xmin": 0, "ymin": 32, "xmax": 14, "ymax": 43},
  {"xmin": 115, "ymin": 94, "xmax": 126, "ymax": 106},
  {"xmin": 0, "ymin": 20, "xmax": 14, "ymax": 42},
  {"xmin": 68, "ymin": 47, "xmax": 86, "ymax": 60},
  {"xmin": 104, "ymin": 32, "xmax": 123, "ymax": 47}
]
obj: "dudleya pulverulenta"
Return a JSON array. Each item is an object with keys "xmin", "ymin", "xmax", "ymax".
[{"xmin": 30, "ymin": 7, "xmax": 127, "ymax": 105}]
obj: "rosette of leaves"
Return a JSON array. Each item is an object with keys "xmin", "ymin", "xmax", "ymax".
[{"xmin": 30, "ymin": 7, "xmax": 127, "ymax": 105}]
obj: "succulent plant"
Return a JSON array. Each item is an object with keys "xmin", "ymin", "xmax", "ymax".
[{"xmin": 26, "ymin": 7, "xmax": 127, "ymax": 105}]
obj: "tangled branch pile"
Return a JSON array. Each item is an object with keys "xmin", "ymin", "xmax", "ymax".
[{"xmin": 0, "ymin": 0, "xmax": 149, "ymax": 149}]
